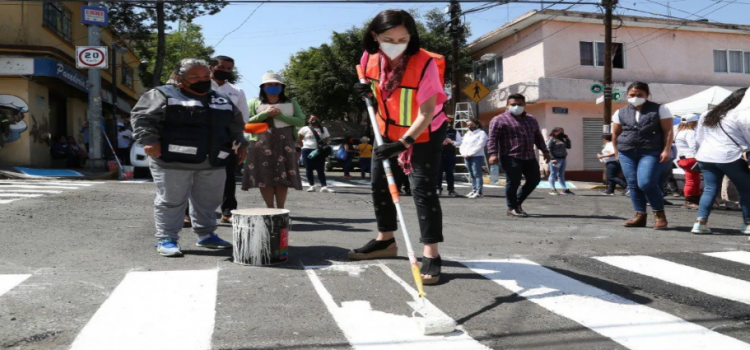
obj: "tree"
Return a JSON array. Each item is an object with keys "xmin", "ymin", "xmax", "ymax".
[
  {"xmin": 281, "ymin": 9, "xmax": 471, "ymax": 123},
  {"xmin": 106, "ymin": 0, "xmax": 226, "ymax": 88},
  {"xmin": 137, "ymin": 23, "xmax": 216, "ymax": 86}
]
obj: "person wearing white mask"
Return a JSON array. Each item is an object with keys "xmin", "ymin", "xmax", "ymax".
[
  {"xmin": 674, "ymin": 113, "xmax": 701, "ymax": 209},
  {"xmin": 350, "ymin": 9, "xmax": 448, "ymax": 285},
  {"xmin": 487, "ymin": 94, "xmax": 551, "ymax": 217},
  {"xmin": 612, "ymin": 82, "xmax": 674, "ymax": 230},
  {"xmin": 693, "ymin": 87, "xmax": 750, "ymax": 235}
]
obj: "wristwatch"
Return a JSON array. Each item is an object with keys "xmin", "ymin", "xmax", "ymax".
[{"xmin": 400, "ymin": 136, "xmax": 415, "ymax": 146}]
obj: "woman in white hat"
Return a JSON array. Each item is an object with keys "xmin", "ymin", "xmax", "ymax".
[
  {"xmin": 241, "ymin": 73, "xmax": 305, "ymax": 208},
  {"xmin": 674, "ymin": 113, "xmax": 701, "ymax": 209}
]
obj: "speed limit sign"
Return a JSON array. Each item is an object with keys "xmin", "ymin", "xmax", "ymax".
[{"xmin": 76, "ymin": 46, "xmax": 108, "ymax": 69}]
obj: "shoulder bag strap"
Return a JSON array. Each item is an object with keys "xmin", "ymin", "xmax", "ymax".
[{"xmin": 719, "ymin": 121, "xmax": 744, "ymax": 150}]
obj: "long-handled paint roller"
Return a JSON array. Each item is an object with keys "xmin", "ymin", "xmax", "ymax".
[
  {"xmin": 356, "ymin": 65, "xmax": 456, "ymax": 336},
  {"xmin": 99, "ymin": 125, "xmax": 125, "ymax": 180}
]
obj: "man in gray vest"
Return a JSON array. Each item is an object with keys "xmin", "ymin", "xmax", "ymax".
[{"xmin": 131, "ymin": 58, "xmax": 248, "ymax": 257}]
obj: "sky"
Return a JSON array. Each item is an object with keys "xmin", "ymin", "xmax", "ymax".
[{"xmin": 194, "ymin": 0, "xmax": 750, "ymax": 96}]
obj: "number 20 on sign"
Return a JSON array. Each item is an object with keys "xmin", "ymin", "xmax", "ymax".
[{"xmin": 76, "ymin": 46, "xmax": 108, "ymax": 69}]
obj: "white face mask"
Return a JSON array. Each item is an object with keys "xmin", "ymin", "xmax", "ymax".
[
  {"xmin": 379, "ymin": 42, "xmax": 408, "ymax": 60},
  {"xmin": 509, "ymin": 105, "xmax": 525, "ymax": 116},
  {"xmin": 628, "ymin": 97, "xmax": 646, "ymax": 107}
]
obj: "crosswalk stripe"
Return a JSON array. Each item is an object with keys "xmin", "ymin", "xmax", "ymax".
[
  {"xmin": 0, "ymin": 193, "xmax": 45, "ymax": 198},
  {"xmin": 0, "ymin": 199, "xmax": 26, "ymax": 204},
  {"xmin": 0, "ymin": 181, "xmax": 93, "ymax": 187},
  {"xmin": 595, "ymin": 255, "xmax": 750, "ymax": 306},
  {"xmin": 462, "ymin": 259, "xmax": 750, "ymax": 350},
  {"xmin": 0, "ymin": 185, "xmax": 80, "ymax": 190},
  {"xmin": 301, "ymin": 180, "xmax": 356, "ymax": 188},
  {"xmin": 304, "ymin": 265, "xmax": 490, "ymax": 349},
  {"xmin": 0, "ymin": 189, "xmax": 63, "ymax": 194},
  {"xmin": 0, "ymin": 275, "xmax": 31, "ymax": 297},
  {"xmin": 704, "ymin": 251, "xmax": 750, "ymax": 266},
  {"xmin": 69, "ymin": 270, "xmax": 218, "ymax": 350}
]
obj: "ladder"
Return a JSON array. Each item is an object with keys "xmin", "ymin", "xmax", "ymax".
[{"xmin": 451, "ymin": 102, "xmax": 490, "ymax": 183}]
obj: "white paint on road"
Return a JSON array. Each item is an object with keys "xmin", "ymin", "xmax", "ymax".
[
  {"xmin": 70, "ymin": 270, "xmax": 218, "ymax": 350},
  {"xmin": 704, "ymin": 251, "xmax": 750, "ymax": 266},
  {"xmin": 0, "ymin": 189, "xmax": 62, "ymax": 194},
  {"xmin": 0, "ymin": 181, "xmax": 95, "ymax": 186},
  {"xmin": 0, "ymin": 199, "xmax": 26, "ymax": 204},
  {"xmin": 304, "ymin": 264, "xmax": 489, "ymax": 350},
  {"xmin": 596, "ymin": 255, "xmax": 750, "ymax": 306},
  {"xmin": 302, "ymin": 180, "xmax": 356, "ymax": 188},
  {"xmin": 0, "ymin": 185, "xmax": 80, "ymax": 190},
  {"xmin": 0, "ymin": 274, "xmax": 31, "ymax": 297},
  {"xmin": 462, "ymin": 259, "xmax": 750, "ymax": 350},
  {"xmin": 0, "ymin": 193, "xmax": 45, "ymax": 198}
]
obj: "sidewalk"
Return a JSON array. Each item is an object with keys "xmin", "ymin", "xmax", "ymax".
[{"xmin": 0, "ymin": 167, "xmax": 117, "ymax": 180}]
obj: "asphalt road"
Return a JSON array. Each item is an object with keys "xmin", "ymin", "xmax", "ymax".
[{"xmin": 1, "ymin": 175, "xmax": 750, "ymax": 350}]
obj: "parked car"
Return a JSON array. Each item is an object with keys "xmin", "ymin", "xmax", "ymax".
[
  {"xmin": 130, "ymin": 144, "xmax": 151, "ymax": 178},
  {"xmin": 326, "ymin": 137, "xmax": 361, "ymax": 171}
]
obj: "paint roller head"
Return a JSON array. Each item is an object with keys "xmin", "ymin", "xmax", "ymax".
[{"xmin": 417, "ymin": 316, "xmax": 457, "ymax": 335}]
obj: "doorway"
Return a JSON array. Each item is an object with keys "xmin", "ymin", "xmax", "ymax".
[{"xmin": 48, "ymin": 92, "xmax": 68, "ymax": 139}]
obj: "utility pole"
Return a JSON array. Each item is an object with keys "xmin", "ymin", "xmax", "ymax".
[
  {"xmin": 449, "ymin": 0, "xmax": 461, "ymax": 115},
  {"xmin": 86, "ymin": 1, "xmax": 104, "ymax": 169},
  {"xmin": 602, "ymin": 0, "xmax": 616, "ymax": 135},
  {"xmin": 111, "ymin": 42, "xmax": 118, "ymax": 145}
]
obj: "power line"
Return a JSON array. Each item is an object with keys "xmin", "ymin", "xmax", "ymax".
[{"xmin": 213, "ymin": 2, "xmax": 265, "ymax": 47}]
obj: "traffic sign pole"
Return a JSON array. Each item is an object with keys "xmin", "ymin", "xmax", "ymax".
[{"xmin": 86, "ymin": 1, "xmax": 104, "ymax": 169}]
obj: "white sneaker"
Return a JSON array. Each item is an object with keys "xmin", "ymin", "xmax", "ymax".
[
  {"xmin": 466, "ymin": 191, "xmax": 476, "ymax": 198},
  {"xmin": 320, "ymin": 186, "xmax": 335, "ymax": 193},
  {"xmin": 691, "ymin": 222, "xmax": 712, "ymax": 234},
  {"xmin": 307, "ymin": 186, "xmax": 316, "ymax": 192},
  {"xmin": 742, "ymin": 223, "xmax": 750, "ymax": 235}
]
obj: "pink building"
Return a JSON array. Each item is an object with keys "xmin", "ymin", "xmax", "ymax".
[{"xmin": 469, "ymin": 9, "xmax": 750, "ymax": 181}]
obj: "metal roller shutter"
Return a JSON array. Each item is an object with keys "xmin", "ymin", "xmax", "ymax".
[{"xmin": 583, "ymin": 118, "xmax": 605, "ymax": 170}]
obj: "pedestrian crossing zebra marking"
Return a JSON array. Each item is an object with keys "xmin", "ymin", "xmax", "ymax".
[
  {"xmin": 704, "ymin": 251, "xmax": 750, "ymax": 266},
  {"xmin": 304, "ymin": 263, "xmax": 490, "ymax": 349},
  {"xmin": 0, "ymin": 189, "xmax": 63, "ymax": 194},
  {"xmin": 461, "ymin": 259, "xmax": 750, "ymax": 350},
  {"xmin": 0, "ymin": 274, "xmax": 31, "ymax": 297},
  {"xmin": 69, "ymin": 270, "xmax": 218, "ymax": 350},
  {"xmin": 0, "ymin": 181, "xmax": 101, "ymax": 205},
  {"xmin": 302, "ymin": 180, "xmax": 357, "ymax": 188},
  {"xmin": 595, "ymin": 255, "xmax": 750, "ymax": 307},
  {"xmin": 0, "ymin": 184, "xmax": 81, "ymax": 190},
  {"xmin": 0, "ymin": 193, "xmax": 45, "ymax": 198}
]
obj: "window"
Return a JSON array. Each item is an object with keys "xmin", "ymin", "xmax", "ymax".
[
  {"xmin": 473, "ymin": 57, "xmax": 503, "ymax": 88},
  {"xmin": 43, "ymin": 0, "xmax": 72, "ymax": 42},
  {"xmin": 580, "ymin": 41, "xmax": 625, "ymax": 69},
  {"xmin": 714, "ymin": 49, "xmax": 750, "ymax": 74},
  {"xmin": 122, "ymin": 65, "xmax": 134, "ymax": 89}
]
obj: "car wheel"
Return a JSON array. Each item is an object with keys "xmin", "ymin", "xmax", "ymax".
[{"xmin": 325, "ymin": 161, "xmax": 333, "ymax": 171}]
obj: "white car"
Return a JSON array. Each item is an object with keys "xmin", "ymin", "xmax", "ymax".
[{"xmin": 130, "ymin": 144, "xmax": 150, "ymax": 177}]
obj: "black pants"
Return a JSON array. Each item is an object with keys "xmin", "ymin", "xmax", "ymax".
[
  {"xmin": 437, "ymin": 153, "xmax": 456, "ymax": 192},
  {"xmin": 606, "ymin": 161, "xmax": 628, "ymax": 193},
  {"xmin": 116, "ymin": 147, "xmax": 130, "ymax": 165},
  {"xmin": 372, "ymin": 125, "xmax": 446, "ymax": 244},
  {"xmin": 500, "ymin": 156, "xmax": 541, "ymax": 210},
  {"xmin": 302, "ymin": 148, "xmax": 327, "ymax": 187},
  {"xmin": 221, "ymin": 154, "xmax": 238, "ymax": 216}
]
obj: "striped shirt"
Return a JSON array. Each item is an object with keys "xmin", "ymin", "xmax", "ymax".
[{"xmin": 487, "ymin": 111, "xmax": 548, "ymax": 160}]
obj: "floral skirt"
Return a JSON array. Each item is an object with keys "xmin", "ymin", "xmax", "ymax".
[{"xmin": 241, "ymin": 126, "xmax": 303, "ymax": 191}]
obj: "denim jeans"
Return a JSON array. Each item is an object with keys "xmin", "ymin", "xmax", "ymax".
[
  {"xmin": 549, "ymin": 158, "xmax": 568, "ymax": 190},
  {"xmin": 301, "ymin": 148, "xmax": 327, "ymax": 187},
  {"xmin": 359, "ymin": 158, "xmax": 371, "ymax": 178},
  {"xmin": 500, "ymin": 156, "xmax": 541, "ymax": 210},
  {"xmin": 605, "ymin": 161, "xmax": 627, "ymax": 193},
  {"xmin": 697, "ymin": 159, "xmax": 750, "ymax": 223},
  {"xmin": 464, "ymin": 156, "xmax": 484, "ymax": 194},
  {"xmin": 438, "ymin": 153, "xmax": 457, "ymax": 192},
  {"xmin": 619, "ymin": 150, "xmax": 666, "ymax": 212}
]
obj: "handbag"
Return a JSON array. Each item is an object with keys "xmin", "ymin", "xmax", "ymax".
[
  {"xmin": 308, "ymin": 127, "xmax": 331, "ymax": 160},
  {"xmin": 335, "ymin": 144, "xmax": 348, "ymax": 161},
  {"xmin": 718, "ymin": 121, "xmax": 750, "ymax": 166}
]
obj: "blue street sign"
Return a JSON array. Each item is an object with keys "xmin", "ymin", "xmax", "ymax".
[{"xmin": 81, "ymin": 6, "xmax": 108, "ymax": 26}]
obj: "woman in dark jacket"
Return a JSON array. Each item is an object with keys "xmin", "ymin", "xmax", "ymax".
[
  {"xmin": 612, "ymin": 82, "xmax": 674, "ymax": 230},
  {"xmin": 546, "ymin": 127, "xmax": 573, "ymax": 195}
]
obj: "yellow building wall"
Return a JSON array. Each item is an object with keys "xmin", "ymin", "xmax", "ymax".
[
  {"xmin": 27, "ymin": 81, "xmax": 53, "ymax": 167},
  {"xmin": 0, "ymin": 79, "xmax": 32, "ymax": 166}
]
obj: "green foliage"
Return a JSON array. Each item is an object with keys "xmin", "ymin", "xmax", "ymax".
[
  {"xmin": 137, "ymin": 23, "xmax": 216, "ymax": 86},
  {"xmin": 281, "ymin": 8, "xmax": 471, "ymax": 122},
  {"xmin": 106, "ymin": 1, "xmax": 227, "ymax": 87}
]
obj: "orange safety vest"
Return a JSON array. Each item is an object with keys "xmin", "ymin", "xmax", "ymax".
[{"xmin": 364, "ymin": 49, "xmax": 445, "ymax": 144}]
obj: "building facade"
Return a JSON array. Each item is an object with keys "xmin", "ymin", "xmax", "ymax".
[
  {"xmin": 469, "ymin": 10, "xmax": 750, "ymax": 181},
  {"xmin": 0, "ymin": 1, "xmax": 143, "ymax": 167}
]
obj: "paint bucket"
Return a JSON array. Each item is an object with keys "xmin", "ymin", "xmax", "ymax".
[
  {"xmin": 122, "ymin": 166, "xmax": 135, "ymax": 180},
  {"xmin": 107, "ymin": 161, "xmax": 120, "ymax": 172},
  {"xmin": 230, "ymin": 208, "xmax": 290, "ymax": 266}
]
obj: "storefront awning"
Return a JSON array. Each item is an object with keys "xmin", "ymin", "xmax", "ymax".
[{"xmin": 32, "ymin": 58, "xmax": 89, "ymax": 93}]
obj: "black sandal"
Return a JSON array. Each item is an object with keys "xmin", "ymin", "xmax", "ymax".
[
  {"xmin": 347, "ymin": 238, "xmax": 398, "ymax": 261},
  {"xmin": 421, "ymin": 255, "xmax": 442, "ymax": 285}
]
